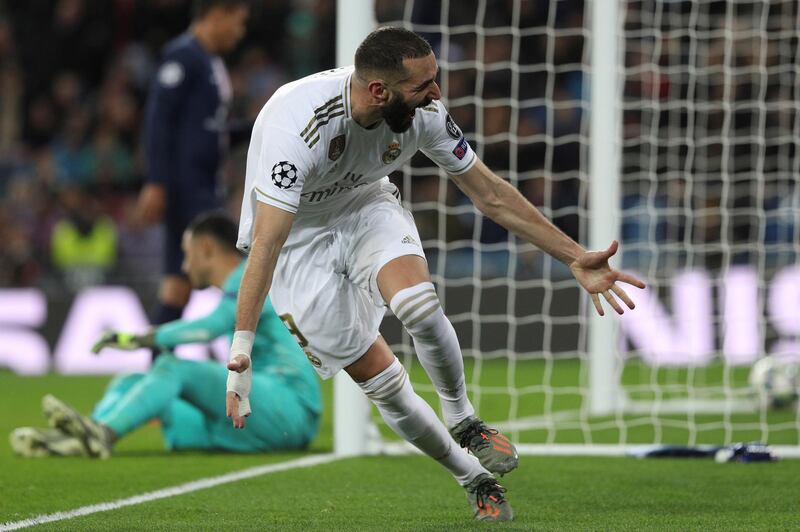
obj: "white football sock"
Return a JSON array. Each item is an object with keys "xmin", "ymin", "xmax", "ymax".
[
  {"xmin": 358, "ymin": 358, "xmax": 486, "ymax": 485},
  {"xmin": 389, "ymin": 282, "xmax": 475, "ymax": 428}
]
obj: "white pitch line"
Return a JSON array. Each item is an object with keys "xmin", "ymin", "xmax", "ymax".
[{"xmin": 1, "ymin": 453, "xmax": 340, "ymax": 531}]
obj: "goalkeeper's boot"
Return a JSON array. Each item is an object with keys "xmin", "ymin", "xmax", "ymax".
[
  {"xmin": 450, "ymin": 415, "xmax": 518, "ymax": 475},
  {"xmin": 9, "ymin": 427, "xmax": 89, "ymax": 458},
  {"xmin": 464, "ymin": 473, "xmax": 514, "ymax": 522},
  {"xmin": 41, "ymin": 394, "xmax": 113, "ymax": 459}
]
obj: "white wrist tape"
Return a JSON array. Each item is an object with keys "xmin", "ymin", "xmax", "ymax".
[
  {"xmin": 228, "ymin": 331, "xmax": 254, "ymax": 417},
  {"xmin": 227, "ymin": 366, "xmax": 252, "ymax": 417},
  {"xmin": 230, "ymin": 330, "xmax": 255, "ymax": 359}
]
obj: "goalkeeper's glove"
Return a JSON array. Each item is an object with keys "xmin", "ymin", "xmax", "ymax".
[{"xmin": 91, "ymin": 331, "xmax": 155, "ymax": 354}]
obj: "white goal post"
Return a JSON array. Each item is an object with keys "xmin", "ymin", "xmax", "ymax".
[
  {"xmin": 587, "ymin": 0, "xmax": 623, "ymax": 417},
  {"xmin": 333, "ymin": 0, "xmax": 381, "ymax": 457}
]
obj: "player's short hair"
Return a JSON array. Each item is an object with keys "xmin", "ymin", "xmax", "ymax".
[
  {"xmin": 355, "ymin": 26, "xmax": 433, "ymax": 81},
  {"xmin": 186, "ymin": 211, "xmax": 240, "ymax": 253},
  {"xmin": 193, "ymin": 0, "xmax": 249, "ymax": 19}
]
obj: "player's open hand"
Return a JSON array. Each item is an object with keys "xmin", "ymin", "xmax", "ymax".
[
  {"xmin": 226, "ymin": 355, "xmax": 251, "ymax": 429},
  {"xmin": 569, "ymin": 240, "xmax": 646, "ymax": 316}
]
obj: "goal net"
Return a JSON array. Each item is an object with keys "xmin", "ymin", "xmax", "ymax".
[{"xmin": 346, "ymin": 0, "xmax": 800, "ymax": 454}]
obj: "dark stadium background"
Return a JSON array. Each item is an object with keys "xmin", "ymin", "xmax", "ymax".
[{"xmin": 0, "ymin": 0, "xmax": 589, "ymax": 358}]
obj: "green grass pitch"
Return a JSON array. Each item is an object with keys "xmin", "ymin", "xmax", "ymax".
[{"xmin": 1, "ymin": 363, "xmax": 798, "ymax": 530}]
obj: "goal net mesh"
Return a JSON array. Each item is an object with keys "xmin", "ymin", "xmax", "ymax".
[{"xmin": 374, "ymin": 0, "xmax": 800, "ymax": 448}]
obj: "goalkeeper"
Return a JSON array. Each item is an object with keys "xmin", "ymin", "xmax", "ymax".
[{"xmin": 10, "ymin": 212, "xmax": 321, "ymax": 458}]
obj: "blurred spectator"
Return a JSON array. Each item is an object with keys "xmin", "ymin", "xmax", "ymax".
[
  {"xmin": 24, "ymin": 96, "xmax": 58, "ymax": 150},
  {"xmin": 51, "ymin": 71, "xmax": 84, "ymax": 120},
  {"xmin": 0, "ymin": 205, "xmax": 40, "ymax": 287},
  {"xmin": 50, "ymin": 186, "xmax": 118, "ymax": 291},
  {"xmin": 229, "ymin": 47, "xmax": 288, "ymax": 121},
  {"xmin": 81, "ymin": 122, "xmax": 136, "ymax": 188},
  {"xmin": 283, "ymin": 0, "xmax": 335, "ymax": 79},
  {"xmin": 0, "ymin": 18, "xmax": 21, "ymax": 153},
  {"xmin": 51, "ymin": 107, "xmax": 92, "ymax": 186}
]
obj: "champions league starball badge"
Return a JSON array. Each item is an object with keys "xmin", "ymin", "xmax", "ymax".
[{"xmin": 271, "ymin": 161, "xmax": 299, "ymax": 189}]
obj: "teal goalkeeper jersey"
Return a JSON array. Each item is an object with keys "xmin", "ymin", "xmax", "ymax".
[{"xmin": 153, "ymin": 261, "xmax": 321, "ymax": 415}]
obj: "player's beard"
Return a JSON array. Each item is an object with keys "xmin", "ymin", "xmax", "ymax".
[{"xmin": 382, "ymin": 93, "xmax": 432, "ymax": 133}]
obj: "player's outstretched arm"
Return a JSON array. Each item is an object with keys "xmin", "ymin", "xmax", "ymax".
[
  {"xmin": 450, "ymin": 157, "xmax": 645, "ymax": 315},
  {"xmin": 227, "ymin": 202, "xmax": 294, "ymax": 428}
]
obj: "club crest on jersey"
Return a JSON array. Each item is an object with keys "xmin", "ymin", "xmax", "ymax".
[
  {"xmin": 328, "ymin": 134, "xmax": 346, "ymax": 161},
  {"xmin": 445, "ymin": 114, "xmax": 462, "ymax": 139},
  {"xmin": 271, "ymin": 161, "xmax": 298, "ymax": 189},
  {"xmin": 382, "ymin": 142, "xmax": 402, "ymax": 164}
]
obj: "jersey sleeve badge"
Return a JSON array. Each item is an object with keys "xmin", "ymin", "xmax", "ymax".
[
  {"xmin": 271, "ymin": 161, "xmax": 299, "ymax": 189},
  {"xmin": 452, "ymin": 137, "xmax": 469, "ymax": 160},
  {"xmin": 158, "ymin": 61, "xmax": 184, "ymax": 88}
]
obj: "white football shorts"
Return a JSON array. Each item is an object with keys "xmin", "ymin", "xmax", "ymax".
[{"xmin": 268, "ymin": 180, "xmax": 425, "ymax": 379}]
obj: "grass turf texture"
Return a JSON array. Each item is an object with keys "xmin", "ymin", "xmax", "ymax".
[
  {"xmin": 404, "ymin": 357, "xmax": 800, "ymax": 446},
  {"xmin": 2, "ymin": 361, "xmax": 799, "ymax": 530}
]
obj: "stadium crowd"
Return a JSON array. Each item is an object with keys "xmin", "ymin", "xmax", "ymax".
[
  {"xmin": 0, "ymin": 0, "xmax": 590, "ymax": 292},
  {"xmin": 3, "ymin": 0, "xmax": 790, "ymax": 293},
  {"xmin": 0, "ymin": 0, "xmax": 334, "ymax": 290}
]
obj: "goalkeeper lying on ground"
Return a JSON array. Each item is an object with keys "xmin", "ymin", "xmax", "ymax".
[{"xmin": 10, "ymin": 211, "xmax": 322, "ymax": 458}]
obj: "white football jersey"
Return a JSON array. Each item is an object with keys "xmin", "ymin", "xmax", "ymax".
[{"xmin": 237, "ymin": 66, "xmax": 476, "ymax": 252}]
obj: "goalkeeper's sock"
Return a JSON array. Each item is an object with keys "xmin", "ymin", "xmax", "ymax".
[
  {"xmin": 358, "ymin": 358, "xmax": 486, "ymax": 486},
  {"xmin": 390, "ymin": 282, "xmax": 475, "ymax": 428}
]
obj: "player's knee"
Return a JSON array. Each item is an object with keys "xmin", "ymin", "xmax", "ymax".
[
  {"xmin": 389, "ymin": 281, "xmax": 446, "ymax": 338},
  {"xmin": 358, "ymin": 358, "xmax": 409, "ymax": 409}
]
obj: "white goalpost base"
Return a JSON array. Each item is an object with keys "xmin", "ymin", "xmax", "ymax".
[{"xmin": 379, "ymin": 440, "xmax": 800, "ymax": 459}]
